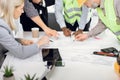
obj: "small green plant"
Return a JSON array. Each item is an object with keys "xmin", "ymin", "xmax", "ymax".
[
  {"xmin": 24, "ymin": 74, "xmax": 39, "ymax": 80},
  {"xmin": 3, "ymin": 65, "xmax": 14, "ymax": 77}
]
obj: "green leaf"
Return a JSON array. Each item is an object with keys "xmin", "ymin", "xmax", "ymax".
[
  {"xmin": 3, "ymin": 65, "xmax": 14, "ymax": 77},
  {"xmin": 24, "ymin": 73, "xmax": 39, "ymax": 80}
]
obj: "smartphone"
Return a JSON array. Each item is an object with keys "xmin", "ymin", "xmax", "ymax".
[
  {"xmin": 101, "ymin": 47, "xmax": 118, "ymax": 53},
  {"xmin": 42, "ymin": 48, "xmax": 65, "ymax": 67}
]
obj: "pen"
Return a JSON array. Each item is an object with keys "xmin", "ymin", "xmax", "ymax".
[
  {"xmin": 49, "ymin": 40, "xmax": 53, "ymax": 42},
  {"xmin": 72, "ymin": 26, "xmax": 79, "ymax": 41},
  {"xmin": 70, "ymin": 35, "xmax": 75, "ymax": 42}
]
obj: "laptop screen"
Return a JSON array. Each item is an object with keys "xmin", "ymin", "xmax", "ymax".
[{"xmin": 42, "ymin": 48, "xmax": 63, "ymax": 67}]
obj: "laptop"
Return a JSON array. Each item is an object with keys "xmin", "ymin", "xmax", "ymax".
[
  {"xmin": 40, "ymin": 48, "xmax": 64, "ymax": 80},
  {"xmin": 42, "ymin": 48, "xmax": 63, "ymax": 67}
]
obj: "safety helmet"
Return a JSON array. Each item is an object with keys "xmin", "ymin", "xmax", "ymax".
[{"xmin": 77, "ymin": 0, "xmax": 87, "ymax": 7}]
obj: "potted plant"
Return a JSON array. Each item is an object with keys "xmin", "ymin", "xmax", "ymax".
[
  {"xmin": 2, "ymin": 65, "xmax": 15, "ymax": 80},
  {"xmin": 23, "ymin": 73, "xmax": 39, "ymax": 80}
]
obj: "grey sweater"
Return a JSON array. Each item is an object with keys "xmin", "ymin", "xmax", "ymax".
[{"xmin": 0, "ymin": 19, "xmax": 39, "ymax": 59}]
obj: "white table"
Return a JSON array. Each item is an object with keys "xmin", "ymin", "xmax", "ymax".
[{"xmin": 0, "ymin": 30, "xmax": 120, "ymax": 80}]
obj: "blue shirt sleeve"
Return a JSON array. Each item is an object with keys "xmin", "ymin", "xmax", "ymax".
[{"xmin": 78, "ymin": 5, "xmax": 89, "ymax": 30}]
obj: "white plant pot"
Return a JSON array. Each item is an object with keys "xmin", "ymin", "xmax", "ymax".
[{"xmin": 3, "ymin": 75, "xmax": 15, "ymax": 80}]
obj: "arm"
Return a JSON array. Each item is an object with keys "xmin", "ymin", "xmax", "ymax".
[
  {"xmin": 0, "ymin": 27, "xmax": 39, "ymax": 59},
  {"xmin": 75, "ymin": 19, "xmax": 107, "ymax": 41},
  {"xmin": 55, "ymin": 0, "xmax": 71, "ymax": 36},
  {"xmin": 24, "ymin": 0, "xmax": 47, "ymax": 30},
  {"xmin": 24, "ymin": 0, "xmax": 39, "ymax": 18},
  {"xmin": 115, "ymin": 0, "xmax": 120, "ymax": 22},
  {"xmin": 87, "ymin": 19, "xmax": 107, "ymax": 37},
  {"xmin": 72, "ymin": 5, "xmax": 88, "ymax": 36},
  {"xmin": 78, "ymin": 5, "xmax": 89, "ymax": 30},
  {"xmin": 55, "ymin": 0, "xmax": 66, "ymax": 28},
  {"xmin": 86, "ymin": 0, "xmax": 120, "ymax": 38},
  {"xmin": 24, "ymin": 0, "xmax": 58, "ymax": 37},
  {"xmin": 115, "ymin": 0, "xmax": 120, "ymax": 17}
]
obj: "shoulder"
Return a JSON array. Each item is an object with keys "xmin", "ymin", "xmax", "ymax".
[
  {"xmin": 0, "ymin": 19, "xmax": 11, "ymax": 35},
  {"xmin": 0, "ymin": 26, "xmax": 10, "ymax": 38},
  {"xmin": 0, "ymin": 19, "xmax": 9, "ymax": 28}
]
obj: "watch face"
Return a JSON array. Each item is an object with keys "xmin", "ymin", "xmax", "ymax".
[{"xmin": 42, "ymin": 48, "xmax": 64, "ymax": 67}]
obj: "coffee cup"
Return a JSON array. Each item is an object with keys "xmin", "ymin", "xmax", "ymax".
[{"xmin": 31, "ymin": 27, "xmax": 39, "ymax": 38}]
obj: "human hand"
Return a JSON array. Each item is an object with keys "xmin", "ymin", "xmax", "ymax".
[
  {"xmin": 44, "ymin": 27, "xmax": 59, "ymax": 38},
  {"xmin": 75, "ymin": 33, "xmax": 88, "ymax": 41},
  {"xmin": 32, "ymin": 0, "xmax": 42, "ymax": 4},
  {"xmin": 20, "ymin": 39, "xmax": 34, "ymax": 45},
  {"xmin": 62, "ymin": 27, "xmax": 71, "ymax": 37},
  {"xmin": 37, "ymin": 36, "xmax": 49, "ymax": 47},
  {"xmin": 72, "ymin": 29, "xmax": 83, "ymax": 36}
]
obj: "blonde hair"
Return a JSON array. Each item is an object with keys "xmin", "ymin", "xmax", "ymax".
[{"xmin": 0, "ymin": 0, "xmax": 24, "ymax": 30}]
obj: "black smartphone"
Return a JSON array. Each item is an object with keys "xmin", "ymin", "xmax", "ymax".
[
  {"xmin": 42, "ymin": 48, "xmax": 64, "ymax": 67},
  {"xmin": 101, "ymin": 47, "xmax": 119, "ymax": 56}
]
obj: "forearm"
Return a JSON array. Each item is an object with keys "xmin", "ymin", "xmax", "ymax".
[
  {"xmin": 8, "ymin": 44, "xmax": 39, "ymax": 59},
  {"xmin": 55, "ymin": 0, "xmax": 66, "ymax": 28},
  {"xmin": 24, "ymin": 0, "xmax": 49, "ymax": 30},
  {"xmin": 0, "ymin": 28, "xmax": 39, "ymax": 59},
  {"xmin": 6, "ymin": 39, "xmax": 39, "ymax": 59},
  {"xmin": 31, "ymin": 16, "xmax": 49, "ymax": 31},
  {"xmin": 78, "ymin": 5, "xmax": 88, "ymax": 30},
  {"xmin": 87, "ymin": 19, "xmax": 107, "ymax": 37}
]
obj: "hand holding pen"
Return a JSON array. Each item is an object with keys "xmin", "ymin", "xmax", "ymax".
[
  {"xmin": 72, "ymin": 29, "xmax": 83, "ymax": 36},
  {"xmin": 61, "ymin": 27, "xmax": 71, "ymax": 37},
  {"xmin": 72, "ymin": 28, "xmax": 83, "ymax": 41}
]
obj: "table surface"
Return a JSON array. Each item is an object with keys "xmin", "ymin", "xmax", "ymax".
[{"xmin": 0, "ymin": 30, "xmax": 120, "ymax": 80}]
